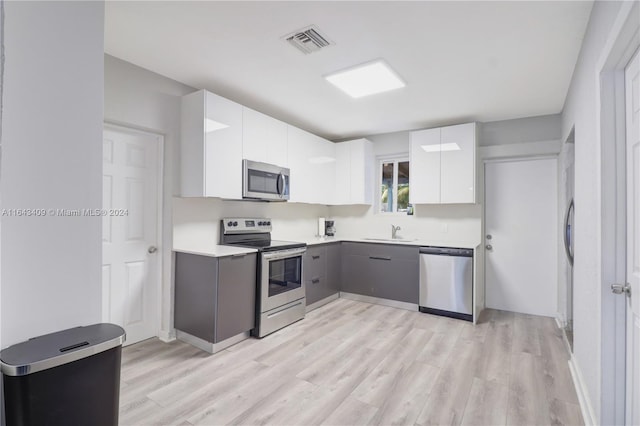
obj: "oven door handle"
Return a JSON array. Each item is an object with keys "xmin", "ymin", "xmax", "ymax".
[{"xmin": 262, "ymin": 247, "xmax": 307, "ymax": 261}]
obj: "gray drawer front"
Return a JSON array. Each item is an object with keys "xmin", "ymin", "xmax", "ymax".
[
  {"xmin": 342, "ymin": 242, "xmax": 419, "ymax": 261},
  {"xmin": 304, "ymin": 245, "xmax": 326, "ymax": 280},
  {"xmin": 305, "ymin": 276, "xmax": 338, "ymax": 306}
]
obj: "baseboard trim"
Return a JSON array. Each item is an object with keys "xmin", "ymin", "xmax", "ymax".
[
  {"xmin": 555, "ymin": 314, "xmax": 565, "ymax": 329},
  {"xmin": 306, "ymin": 293, "xmax": 340, "ymax": 313},
  {"xmin": 339, "ymin": 292, "xmax": 418, "ymax": 312},
  {"xmin": 568, "ymin": 355, "xmax": 597, "ymax": 426},
  {"xmin": 176, "ymin": 330, "xmax": 249, "ymax": 354},
  {"xmin": 158, "ymin": 329, "xmax": 176, "ymax": 343}
]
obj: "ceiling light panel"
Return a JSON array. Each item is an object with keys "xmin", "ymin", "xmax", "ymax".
[{"xmin": 325, "ymin": 60, "xmax": 406, "ymax": 98}]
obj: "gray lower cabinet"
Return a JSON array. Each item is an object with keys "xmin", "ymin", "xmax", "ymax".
[
  {"xmin": 174, "ymin": 252, "xmax": 257, "ymax": 346},
  {"xmin": 341, "ymin": 242, "xmax": 419, "ymax": 304},
  {"xmin": 304, "ymin": 243, "xmax": 341, "ymax": 307}
]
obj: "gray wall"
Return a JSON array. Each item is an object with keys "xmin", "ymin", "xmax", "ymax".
[
  {"xmin": 1, "ymin": 1, "xmax": 104, "ymax": 347},
  {"xmin": 479, "ymin": 114, "xmax": 561, "ymax": 146},
  {"xmin": 363, "ymin": 113, "xmax": 562, "ymax": 153},
  {"xmin": 104, "ymin": 54, "xmax": 195, "ymax": 340}
]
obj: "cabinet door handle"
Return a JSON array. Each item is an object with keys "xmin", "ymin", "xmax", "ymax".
[
  {"xmin": 311, "ymin": 278, "xmax": 321, "ymax": 284},
  {"xmin": 231, "ymin": 254, "xmax": 246, "ymax": 259},
  {"xmin": 369, "ymin": 256, "xmax": 391, "ymax": 261},
  {"xmin": 312, "ymin": 255, "xmax": 320, "ymax": 260}
]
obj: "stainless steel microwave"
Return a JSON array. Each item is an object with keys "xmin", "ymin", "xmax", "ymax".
[{"xmin": 243, "ymin": 159, "xmax": 290, "ymax": 201}]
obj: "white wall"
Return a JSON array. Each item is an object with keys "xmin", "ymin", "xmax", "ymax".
[
  {"xmin": 173, "ymin": 198, "xmax": 330, "ymax": 247},
  {"xmin": 1, "ymin": 1, "xmax": 104, "ymax": 348},
  {"xmin": 104, "ymin": 55, "xmax": 194, "ymax": 340},
  {"xmin": 560, "ymin": 1, "xmax": 626, "ymax": 424},
  {"xmin": 331, "ymin": 115, "xmax": 562, "ymax": 246}
]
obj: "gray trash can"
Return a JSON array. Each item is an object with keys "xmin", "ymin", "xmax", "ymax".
[{"xmin": 1, "ymin": 323, "xmax": 125, "ymax": 426}]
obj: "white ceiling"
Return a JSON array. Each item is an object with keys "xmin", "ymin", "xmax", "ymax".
[{"xmin": 105, "ymin": 1, "xmax": 593, "ymax": 141}]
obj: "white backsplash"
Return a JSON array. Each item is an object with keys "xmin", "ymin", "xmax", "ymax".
[
  {"xmin": 173, "ymin": 197, "xmax": 481, "ymax": 247},
  {"xmin": 173, "ymin": 197, "xmax": 331, "ymax": 246},
  {"xmin": 329, "ymin": 204, "xmax": 481, "ymax": 244}
]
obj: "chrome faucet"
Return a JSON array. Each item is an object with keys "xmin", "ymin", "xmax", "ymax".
[{"xmin": 391, "ymin": 224, "xmax": 401, "ymax": 239}]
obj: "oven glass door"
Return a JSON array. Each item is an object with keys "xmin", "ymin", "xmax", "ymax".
[{"xmin": 261, "ymin": 249, "xmax": 305, "ymax": 312}]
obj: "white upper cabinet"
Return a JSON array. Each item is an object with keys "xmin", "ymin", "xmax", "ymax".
[
  {"xmin": 410, "ymin": 127, "xmax": 441, "ymax": 204},
  {"xmin": 242, "ymin": 107, "xmax": 288, "ymax": 167},
  {"xmin": 287, "ymin": 125, "xmax": 335, "ymax": 204},
  {"xmin": 335, "ymin": 138, "xmax": 374, "ymax": 205},
  {"xmin": 334, "ymin": 142, "xmax": 351, "ymax": 205},
  {"xmin": 410, "ymin": 122, "xmax": 476, "ymax": 204},
  {"xmin": 181, "ymin": 90, "xmax": 243, "ymax": 199},
  {"xmin": 440, "ymin": 123, "xmax": 476, "ymax": 203}
]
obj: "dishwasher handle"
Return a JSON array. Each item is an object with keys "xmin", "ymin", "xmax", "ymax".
[{"xmin": 419, "ymin": 246, "xmax": 473, "ymax": 257}]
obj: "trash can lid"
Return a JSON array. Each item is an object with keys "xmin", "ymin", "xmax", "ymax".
[{"xmin": 0, "ymin": 323, "xmax": 125, "ymax": 377}]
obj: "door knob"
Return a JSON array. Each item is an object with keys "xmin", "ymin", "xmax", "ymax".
[
  {"xmin": 611, "ymin": 283, "xmax": 631, "ymax": 297},
  {"xmin": 485, "ymin": 244, "xmax": 493, "ymax": 250},
  {"xmin": 148, "ymin": 246, "xmax": 158, "ymax": 254}
]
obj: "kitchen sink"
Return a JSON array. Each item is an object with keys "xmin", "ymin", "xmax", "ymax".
[{"xmin": 363, "ymin": 237, "xmax": 417, "ymax": 243}]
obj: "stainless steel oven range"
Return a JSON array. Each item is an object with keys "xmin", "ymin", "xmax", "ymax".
[{"xmin": 220, "ymin": 218, "xmax": 306, "ymax": 337}]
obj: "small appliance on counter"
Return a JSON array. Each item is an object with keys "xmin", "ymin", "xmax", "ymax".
[
  {"xmin": 317, "ymin": 217, "xmax": 326, "ymax": 237},
  {"xmin": 220, "ymin": 218, "xmax": 307, "ymax": 337},
  {"xmin": 325, "ymin": 220, "xmax": 336, "ymax": 237}
]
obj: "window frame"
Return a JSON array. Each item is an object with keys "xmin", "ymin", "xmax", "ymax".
[{"xmin": 377, "ymin": 155, "xmax": 410, "ymax": 215}]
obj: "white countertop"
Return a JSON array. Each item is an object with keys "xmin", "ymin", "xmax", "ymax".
[
  {"xmin": 300, "ymin": 236, "xmax": 480, "ymax": 249},
  {"xmin": 174, "ymin": 237, "xmax": 480, "ymax": 257},
  {"xmin": 173, "ymin": 244, "xmax": 257, "ymax": 258}
]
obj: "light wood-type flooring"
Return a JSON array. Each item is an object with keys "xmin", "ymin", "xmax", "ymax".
[{"xmin": 119, "ymin": 298, "xmax": 583, "ymax": 426}]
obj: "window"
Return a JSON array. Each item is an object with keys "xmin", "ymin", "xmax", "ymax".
[{"xmin": 379, "ymin": 157, "xmax": 410, "ymax": 213}]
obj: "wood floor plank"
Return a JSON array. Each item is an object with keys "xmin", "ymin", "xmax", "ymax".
[
  {"xmin": 118, "ymin": 303, "xmax": 582, "ymax": 426},
  {"xmin": 119, "ymin": 396, "xmax": 164, "ymax": 426},
  {"xmin": 512, "ymin": 314, "xmax": 542, "ymax": 356},
  {"xmin": 548, "ymin": 398, "xmax": 584, "ymax": 425},
  {"xmin": 538, "ymin": 319, "xmax": 579, "ymax": 404},
  {"xmin": 474, "ymin": 321, "xmax": 513, "ymax": 385},
  {"xmin": 415, "ymin": 339, "xmax": 478, "ymax": 426},
  {"xmin": 506, "ymin": 352, "xmax": 551, "ymax": 425},
  {"xmin": 415, "ymin": 330, "xmax": 461, "ymax": 368},
  {"xmin": 321, "ymin": 396, "xmax": 379, "ymax": 426},
  {"xmin": 459, "ymin": 378, "xmax": 509, "ymax": 426},
  {"xmin": 352, "ymin": 328, "xmax": 431, "ymax": 407},
  {"xmin": 409, "ymin": 311, "xmax": 442, "ymax": 331},
  {"xmin": 227, "ymin": 377, "xmax": 322, "ymax": 426},
  {"xmin": 370, "ymin": 361, "xmax": 439, "ymax": 426}
]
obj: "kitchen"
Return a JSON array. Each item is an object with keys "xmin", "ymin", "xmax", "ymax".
[{"xmin": 1, "ymin": 1, "xmax": 639, "ymax": 426}]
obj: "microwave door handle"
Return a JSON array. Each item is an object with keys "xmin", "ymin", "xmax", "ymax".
[{"xmin": 277, "ymin": 173, "xmax": 285, "ymax": 198}]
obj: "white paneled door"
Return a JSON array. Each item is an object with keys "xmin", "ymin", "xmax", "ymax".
[
  {"xmin": 484, "ymin": 158, "xmax": 558, "ymax": 317},
  {"xmin": 624, "ymin": 47, "xmax": 640, "ymax": 426},
  {"xmin": 103, "ymin": 125, "xmax": 161, "ymax": 346}
]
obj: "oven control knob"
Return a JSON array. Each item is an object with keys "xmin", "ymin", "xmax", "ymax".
[
  {"xmin": 227, "ymin": 221, "xmax": 233, "ymax": 227},
  {"xmin": 257, "ymin": 221, "xmax": 263, "ymax": 226},
  {"xmin": 266, "ymin": 221, "xmax": 271, "ymax": 226},
  {"xmin": 233, "ymin": 221, "xmax": 238, "ymax": 226}
]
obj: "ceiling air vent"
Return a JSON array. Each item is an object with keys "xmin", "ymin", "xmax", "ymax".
[{"xmin": 285, "ymin": 25, "xmax": 333, "ymax": 55}]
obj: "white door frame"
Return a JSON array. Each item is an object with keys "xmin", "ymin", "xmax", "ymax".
[
  {"xmin": 103, "ymin": 122, "xmax": 164, "ymax": 340},
  {"xmin": 594, "ymin": 2, "xmax": 639, "ymax": 425}
]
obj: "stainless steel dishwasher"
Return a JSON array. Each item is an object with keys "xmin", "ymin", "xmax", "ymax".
[{"xmin": 419, "ymin": 246, "xmax": 473, "ymax": 321}]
